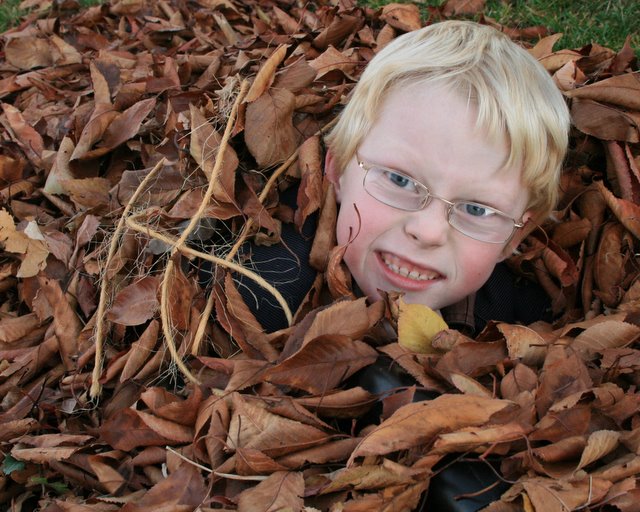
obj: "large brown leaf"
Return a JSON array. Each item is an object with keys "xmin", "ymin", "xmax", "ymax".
[
  {"xmin": 349, "ymin": 395, "xmax": 513, "ymax": 461},
  {"xmin": 264, "ymin": 334, "xmax": 377, "ymax": 394},
  {"xmin": 245, "ymin": 88, "xmax": 299, "ymax": 168}
]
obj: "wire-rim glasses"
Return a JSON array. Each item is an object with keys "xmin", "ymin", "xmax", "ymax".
[{"xmin": 356, "ymin": 153, "xmax": 524, "ymax": 244}]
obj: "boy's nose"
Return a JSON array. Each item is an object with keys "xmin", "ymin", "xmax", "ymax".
[{"xmin": 402, "ymin": 199, "xmax": 450, "ymax": 246}]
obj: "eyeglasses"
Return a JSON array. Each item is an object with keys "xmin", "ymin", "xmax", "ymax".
[{"xmin": 356, "ymin": 153, "xmax": 524, "ymax": 244}]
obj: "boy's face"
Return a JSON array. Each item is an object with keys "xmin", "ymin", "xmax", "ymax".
[{"xmin": 326, "ymin": 83, "xmax": 531, "ymax": 311}]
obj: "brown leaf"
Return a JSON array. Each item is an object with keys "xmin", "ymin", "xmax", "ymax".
[
  {"xmin": 70, "ymin": 103, "xmax": 119, "ymax": 161},
  {"xmin": 121, "ymin": 320, "xmax": 160, "ymax": 382},
  {"xmin": 107, "ymin": 276, "xmax": 160, "ymax": 326},
  {"xmin": 565, "ymin": 73, "xmax": 640, "ymax": 110},
  {"xmin": 87, "ymin": 461, "xmax": 125, "ymax": 496},
  {"xmin": 380, "ymin": 4, "xmax": 421, "ymax": 32},
  {"xmin": 227, "ymin": 393, "xmax": 328, "ymax": 458},
  {"xmin": 500, "ymin": 363, "xmax": 538, "ymax": 400},
  {"xmin": 11, "ymin": 446, "xmax": 80, "ymax": 463},
  {"xmin": 432, "ymin": 422, "xmax": 531, "ymax": 455},
  {"xmin": 44, "ymin": 137, "xmax": 75, "ymax": 195},
  {"xmin": 264, "ymin": 334, "xmax": 377, "ymax": 394},
  {"xmin": 95, "ymin": 98, "xmax": 156, "ymax": 155},
  {"xmin": 318, "ymin": 463, "xmax": 417, "ymax": 495},
  {"xmin": 498, "ymin": 323, "xmax": 550, "ymax": 366},
  {"xmin": 166, "ymin": 263, "xmax": 194, "ymax": 330},
  {"xmin": 235, "ymin": 447, "xmax": 288, "ymax": 476},
  {"xmin": 245, "ymin": 45, "xmax": 289, "ymax": 103},
  {"xmin": 522, "ymin": 476, "xmax": 611, "ymax": 512},
  {"xmin": 300, "ymin": 297, "xmax": 374, "ymax": 347},
  {"xmin": 245, "ymin": 88, "xmax": 298, "ymax": 168},
  {"xmin": 535, "ymin": 345, "xmax": 592, "ymax": 418},
  {"xmin": 189, "ymin": 105, "xmax": 238, "ymax": 202},
  {"xmin": 4, "ymin": 36, "xmax": 53, "ymax": 69},
  {"xmin": 62, "ymin": 178, "xmax": 112, "ymax": 210},
  {"xmin": 236, "ymin": 471, "xmax": 304, "ymax": 512},
  {"xmin": 442, "ymin": 0, "xmax": 485, "ymax": 16},
  {"xmin": 349, "ymin": 395, "xmax": 512, "ymax": 461},
  {"xmin": 308, "ymin": 46, "xmax": 358, "ymax": 79},
  {"xmin": 597, "ymin": 180, "xmax": 640, "ymax": 238},
  {"xmin": 551, "ymin": 217, "xmax": 591, "ymax": 248},
  {"xmin": 38, "ymin": 275, "xmax": 82, "ymax": 371},
  {"xmin": 140, "ymin": 386, "xmax": 202, "ymax": 426},
  {"xmin": 572, "ymin": 319, "xmax": 640, "ymax": 358},
  {"xmin": 273, "ymin": 58, "xmax": 317, "ymax": 92},
  {"xmin": 119, "ymin": 464, "xmax": 207, "ymax": 512},
  {"xmin": 295, "ymin": 136, "xmax": 323, "ymax": 230},
  {"xmin": 571, "ymin": 98, "xmax": 640, "ymax": 142},
  {"xmin": 313, "ymin": 14, "xmax": 361, "ymax": 50},
  {"xmin": 0, "ymin": 312, "xmax": 40, "ymax": 344},
  {"xmin": 277, "ymin": 438, "xmax": 362, "ymax": 469},
  {"xmin": 295, "ymin": 387, "xmax": 377, "ymax": 418},
  {"xmin": 576, "ymin": 430, "xmax": 621, "ymax": 470},
  {"xmin": 594, "ymin": 223, "xmax": 633, "ymax": 307},
  {"xmin": 2, "ymin": 103, "xmax": 44, "ymax": 165},
  {"xmin": 99, "ymin": 408, "xmax": 175, "ymax": 451},
  {"xmin": 309, "ymin": 183, "xmax": 337, "ymax": 271}
]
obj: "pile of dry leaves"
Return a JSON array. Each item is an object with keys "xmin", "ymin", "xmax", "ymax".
[{"xmin": 1, "ymin": 0, "xmax": 639, "ymax": 510}]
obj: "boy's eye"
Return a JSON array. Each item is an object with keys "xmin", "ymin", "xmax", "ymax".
[
  {"xmin": 384, "ymin": 170, "xmax": 417, "ymax": 191},
  {"xmin": 460, "ymin": 202, "xmax": 494, "ymax": 217}
]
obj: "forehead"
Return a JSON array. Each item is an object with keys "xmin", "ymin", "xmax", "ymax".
[{"xmin": 355, "ymin": 83, "xmax": 528, "ymax": 211}]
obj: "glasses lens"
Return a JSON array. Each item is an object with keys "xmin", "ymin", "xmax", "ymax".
[
  {"xmin": 449, "ymin": 202, "xmax": 514, "ymax": 243},
  {"xmin": 364, "ymin": 166, "xmax": 425, "ymax": 210}
]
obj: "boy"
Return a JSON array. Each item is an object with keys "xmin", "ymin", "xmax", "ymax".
[
  {"xmin": 237, "ymin": 20, "xmax": 569, "ymax": 336},
  {"xmin": 219, "ymin": 20, "xmax": 570, "ymax": 511},
  {"xmin": 323, "ymin": 19, "xmax": 570, "ymax": 324}
]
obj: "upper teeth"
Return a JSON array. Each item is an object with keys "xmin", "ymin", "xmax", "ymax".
[{"xmin": 383, "ymin": 258, "xmax": 438, "ymax": 281}]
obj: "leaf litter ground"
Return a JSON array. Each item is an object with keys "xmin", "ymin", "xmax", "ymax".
[{"xmin": 1, "ymin": 0, "xmax": 640, "ymax": 510}]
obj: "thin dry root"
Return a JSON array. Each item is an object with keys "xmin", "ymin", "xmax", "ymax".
[
  {"xmin": 159, "ymin": 80, "xmax": 249, "ymax": 384},
  {"xmin": 92, "ymin": 157, "xmax": 167, "ymax": 398}
]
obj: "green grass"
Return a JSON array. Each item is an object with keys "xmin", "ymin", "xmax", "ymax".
[
  {"xmin": 0, "ymin": 0, "xmax": 104, "ymax": 33},
  {"xmin": 484, "ymin": 0, "xmax": 639, "ymax": 53},
  {"xmin": 361, "ymin": 0, "xmax": 638, "ymax": 54}
]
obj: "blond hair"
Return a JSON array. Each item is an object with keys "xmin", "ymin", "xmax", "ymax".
[{"xmin": 324, "ymin": 20, "xmax": 570, "ymax": 217}]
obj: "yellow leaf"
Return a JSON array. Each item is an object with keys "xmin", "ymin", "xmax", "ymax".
[{"xmin": 397, "ymin": 298, "xmax": 448, "ymax": 354}]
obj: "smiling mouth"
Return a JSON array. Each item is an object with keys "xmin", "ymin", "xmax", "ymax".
[{"xmin": 380, "ymin": 253, "xmax": 442, "ymax": 281}]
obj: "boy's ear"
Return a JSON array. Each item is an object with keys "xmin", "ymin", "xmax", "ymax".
[
  {"xmin": 498, "ymin": 210, "xmax": 534, "ymax": 261},
  {"xmin": 324, "ymin": 150, "xmax": 342, "ymax": 202}
]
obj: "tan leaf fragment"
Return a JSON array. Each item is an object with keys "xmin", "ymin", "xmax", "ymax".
[
  {"xmin": 576, "ymin": 430, "xmax": 621, "ymax": 470},
  {"xmin": 0, "ymin": 210, "xmax": 49, "ymax": 278},
  {"xmin": 498, "ymin": 323, "xmax": 550, "ymax": 366}
]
